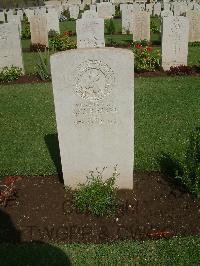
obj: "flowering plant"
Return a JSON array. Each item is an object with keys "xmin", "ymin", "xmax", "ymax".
[
  {"xmin": 132, "ymin": 42, "xmax": 160, "ymax": 72},
  {"xmin": 49, "ymin": 33, "xmax": 76, "ymax": 51}
]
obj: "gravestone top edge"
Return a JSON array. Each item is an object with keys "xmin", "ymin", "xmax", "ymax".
[{"xmin": 50, "ymin": 47, "xmax": 134, "ymax": 61}]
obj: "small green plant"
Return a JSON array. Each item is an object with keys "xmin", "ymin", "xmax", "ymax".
[
  {"xmin": 0, "ymin": 66, "xmax": 23, "ymax": 83},
  {"xmin": 150, "ymin": 20, "xmax": 160, "ymax": 34},
  {"xmin": 21, "ymin": 20, "xmax": 31, "ymax": 39},
  {"xmin": 35, "ymin": 49, "xmax": 51, "ymax": 81},
  {"xmin": 105, "ymin": 19, "xmax": 116, "ymax": 35},
  {"xmin": 74, "ymin": 166, "xmax": 119, "ymax": 216},
  {"xmin": 49, "ymin": 32, "xmax": 76, "ymax": 51},
  {"xmin": 132, "ymin": 42, "xmax": 160, "ymax": 72},
  {"xmin": 48, "ymin": 29, "xmax": 58, "ymax": 38},
  {"xmin": 189, "ymin": 41, "xmax": 200, "ymax": 47},
  {"xmin": 175, "ymin": 128, "xmax": 200, "ymax": 198},
  {"xmin": 84, "ymin": 4, "xmax": 90, "ymax": 11},
  {"xmin": 114, "ymin": 4, "xmax": 121, "ymax": 18}
]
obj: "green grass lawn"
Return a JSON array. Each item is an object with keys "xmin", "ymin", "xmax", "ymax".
[
  {"xmin": 0, "ymin": 236, "xmax": 199, "ymax": 265},
  {"xmin": 0, "ymin": 76, "xmax": 200, "ymax": 176}
]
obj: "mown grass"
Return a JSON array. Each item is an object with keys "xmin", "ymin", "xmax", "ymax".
[
  {"xmin": 0, "ymin": 76, "xmax": 200, "ymax": 176},
  {"xmin": 0, "ymin": 236, "xmax": 199, "ymax": 265}
]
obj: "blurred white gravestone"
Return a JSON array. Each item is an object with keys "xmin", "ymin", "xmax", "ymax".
[
  {"xmin": 0, "ymin": 23, "xmax": 24, "ymax": 71},
  {"xmin": 132, "ymin": 11, "xmax": 150, "ymax": 41},
  {"xmin": 69, "ymin": 4, "xmax": 79, "ymax": 19},
  {"xmin": 76, "ymin": 15, "xmax": 105, "ymax": 48},
  {"xmin": 46, "ymin": 9, "xmax": 60, "ymax": 33},
  {"xmin": 186, "ymin": 11, "xmax": 200, "ymax": 42},
  {"xmin": 30, "ymin": 15, "xmax": 48, "ymax": 47},
  {"xmin": 162, "ymin": 16, "xmax": 189, "ymax": 70},
  {"xmin": 50, "ymin": 48, "xmax": 134, "ymax": 189},
  {"xmin": 121, "ymin": 4, "xmax": 135, "ymax": 34},
  {"xmin": 97, "ymin": 2, "xmax": 114, "ymax": 19},
  {"xmin": 0, "ymin": 11, "xmax": 5, "ymax": 22}
]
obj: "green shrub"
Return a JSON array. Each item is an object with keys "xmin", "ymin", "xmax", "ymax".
[
  {"xmin": 175, "ymin": 128, "xmax": 200, "ymax": 198},
  {"xmin": 189, "ymin": 41, "xmax": 200, "ymax": 47},
  {"xmin": 114, "ymin": 4, "xmax": 121, "ymax": 18},
  {"xmin": 48, "ymin": 29, "xmax": 58, "ymax": 38},
  {"xmin": 35, "ymin": 49, "xmax": 51, "ymax": 81},
  {"xmin": 132, "ymin": 42, "xmax": 160, "ymax": 72},
  {"xmin": 84, "ymin": 4, "xmax": 90, "ymax": 11},
  {"xmin": 74, "ymin": 167, "xmax": 119, "ymax": 216},
  {"xmin": 0, "ymin": 66, "xmax": 23, "ymax": 83},
  {"xmin": 49, "ymin": 32, "xmax": 76, "ymax": 51},
  {"xmin": 105, "ymin": 19, "xmax": 116, "ymax": 35},
  {"xmin": 21, "ymin": 20, "xmax": 31, "ymax": 39},
  {"xmin": 150, "ymin": 20, "xmax": 160, "ymax": 34},
  {"xmin": 62, "ymin": 9, "xmax": 70, "ymax": 19}
]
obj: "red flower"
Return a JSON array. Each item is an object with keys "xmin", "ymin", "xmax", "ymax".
[
  {"xmin": 147, "ymin": 47, "xmax": 153, "ymax": 52},
  {"xmin": 135, "ymin": 43, "xmax": 142, "ymax": 49}
]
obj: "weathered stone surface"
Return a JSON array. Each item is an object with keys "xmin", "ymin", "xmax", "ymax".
[
  {"xmin": 0, "ymin": 22, "xmax": 24, "ymax": 71},
  {"xmin": 46, "ymin": 9, "xmax": 60, "ymax": 33},
  {"xmin": 0, "ymin": 11, "xmax": 5, "ymax": 22},
  {"xmin": 24, "ymin": 9, "xmax": 35, "ymax": 22},
  {"xmin": 69, "ymin": 4, "xmax": 79, "ymax": 19},
  {"xmin": 186, "ymin": 11, "xmax": 200, "ymax": 42},
  {"xmin": 162, "ymin": 16, "xmax": 189, "ymax": 70},
  {"xmin": 132, "ymin": 11, "xmax": 150, "ymax": 41},
  {"xmin": 97, "ymin": 2, "xmax": 114, "ymax": 19},
  {"xmin": 30, "ymin": 15, "xmax": 48, "ymax": 47},
  {"xmin": 82, "ymin": 10, "xmax": 98, "ymax": 19},
  {"xmin": 153, "ymin": 2, "xmax": 161, "ymax": 16},
  {"xmin": 161, "ymin": 10, "xmax": 173, "ymax": 18},
  {"xmin": 121, "ymin": 4, "xmax": 135, "ymax": 34},
  {"xmin": 50, "ymin": 48, "xmax": 134, "ymax": 189},
  {"xmin": 76, "ymin": 17, "xmax": 105, "ymax": 48}
]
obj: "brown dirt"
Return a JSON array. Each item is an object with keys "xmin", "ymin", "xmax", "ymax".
[{"xmin": 0, "ymin": 171, "xmax": 199, "ymax": 244}]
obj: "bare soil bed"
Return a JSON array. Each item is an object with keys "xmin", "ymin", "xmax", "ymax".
[{"xmin": 0, "ymin": 171, "xmax": 199, "ymax": 244}]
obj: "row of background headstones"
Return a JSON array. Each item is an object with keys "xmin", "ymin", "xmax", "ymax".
[
  {"xmin": 0, "ymin": 2, "xmax": 199, "ymax": 73},
  {"xmin": 1, "ymin": 0, "xmax": 200, "ymax": 20}
]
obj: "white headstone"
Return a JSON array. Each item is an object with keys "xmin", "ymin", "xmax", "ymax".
[
  {"xmin": 6, "ymin": 14, "xmax": 22, "ymax": 33},
  {"xmin": 153, "ymin": 2, "xmax": 161, "ymax": 16},
  {"xmin": 30, "ymin": 15, "xmax": 49, "ymax": 47},
  {"xmin": 46, "ymin": 9, "xmax": 60, "ymax": 33},
  {"xmin": 69, "ymin": 4, "xmax": 80, "ymax": 19},
  {"xmin": 0, "ymin": 23, "xmax": 24, "ymax": 71},
  {"xmin": 162, "ymin": 16, "xmax": 189, "ymax": 70},
  {"xmin": 50, "ymin": 48, "xmax": 134, "ymax": 189},
  {"xmin": 186, "ymin": 11, "xmax": 200, "ymax": 42},
  {"xmin": 97, "ymin": 2, "xmax": 115, "ymax": 19},
  {"xmin": 161, "ymin": 10, "xmax": 173, "ymax": 18},
  {"xmin": 122, "ymin": 4, "xmax": 135, "ymax": 34},
  {"xmin": 25, "ymin": 9, "xmax": 35, "ymax": 22},
  {"xmin": 82, "ymin": 10, "xmax": 98, "ymax": 19},
  {"xmin": 0, "ymin": 11, "xmax": 5, "ymax": 22},
  {"xmin": 90, "ymin": 4, "xmax": 96, "ymax": 11},
  {"xmin": 146, "ymin": 3, "xmax": 153, "ymax": 15},
  {"xmin": 76, "ymin": 16, "xmax": 105, "ymax": 48},
  {"xmin": 132, "ymin": 11, "xmax": 150, "ymax": 41}
]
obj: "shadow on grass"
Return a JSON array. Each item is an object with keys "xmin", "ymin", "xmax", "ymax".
[
  {"xmin": 0, "ymin": 209, "xmax": 71, "ymax": 265},
  {"xmin": 45, "ymin": 134, "xmax": 63, "ymax": 184},
  {"xmin": 156, "ymin": 152, "xmax": 186, "ymax": 192}
]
